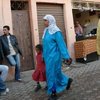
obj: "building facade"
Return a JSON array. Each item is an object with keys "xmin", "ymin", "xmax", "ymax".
[{"xmin": 0, "ymin": 0, "xmax": 100, "ymax": 70}]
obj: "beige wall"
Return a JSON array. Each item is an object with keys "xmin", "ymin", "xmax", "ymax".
[
  {"xmin": 0, "ymin": 0, "xmax": 12, "ymax": 35},
  {"xmin": 36, "ymin": 0, "xmax": 65, "ymax": 3},
  {"xmin": 72, "ymin": 0, "xmax": 100, "ymax": 2},
  {"xmin": 0, "ymin": 0, "xmax": 3, "ymax": 34},
  {"xmin": 29, "ymin": 0, "xmax": 39, "ymax": 46},
  {"xmin": 64, "ymin": 0, "xmax": 76, "ymax": 60},
  {"xmin": 84, "ymin": 0, "xmax": 100, "ymax": 2}
]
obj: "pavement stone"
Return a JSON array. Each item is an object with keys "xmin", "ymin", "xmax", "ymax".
[{"xmin": 0, "ymin": 60, "xmax": 100, "ymax": 100}]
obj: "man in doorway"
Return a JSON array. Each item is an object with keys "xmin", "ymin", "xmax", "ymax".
[
  {"xmin": 0, "ymin": 25, "xmax": 23, "ymax": 82},
  {"xmin": 75, "ymin": 21, "xmax": 84, "ymax": 41}
]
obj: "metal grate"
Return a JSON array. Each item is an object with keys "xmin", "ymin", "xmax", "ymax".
[{"xmin": 11, "ymin": 1, "xmax": 28, "ymax": 10}]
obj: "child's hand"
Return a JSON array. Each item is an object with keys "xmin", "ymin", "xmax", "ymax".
[{"xmin": 42, "ymin": 58, "xmax": 45, "ymax": 63}]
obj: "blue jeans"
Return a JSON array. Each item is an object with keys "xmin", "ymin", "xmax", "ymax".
[
  {"xmin": 0, "ymin": 65, "xmax": 8, "ymax": 92},
  {"xmin": 0, "ymin": 65, "xmax": 9, "ymax": 81},
  {"xmin": 6, "ymin": 54, "xmax": 21, "ymax": 80},
  {"xmin": 0, "ymin": 77, "xmax": 6, "ymax": 92}
]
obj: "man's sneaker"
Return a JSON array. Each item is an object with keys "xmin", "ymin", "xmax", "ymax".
[
  {"xmin": 0, "ymin": 88, "xmax": 9, "ymax": 96},
  {"xmin": 0, "ymin": 91, "xmax": 6, "ymax": 96},
  {"xmin": 6, "ymin": 88, "xmax": 9, "ymax": 93},
  {"xmin": 15, "ymin": 79, "xmax": 22, "ymax": 82},
  {"xmin": 66, "ymin": 78, "xmax": 73, "ymax": 90},
  {"xmin": 34, "ymin": 85, "xmax": 41, "ymax": 92}
]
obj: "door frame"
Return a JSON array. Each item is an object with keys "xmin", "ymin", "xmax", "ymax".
[{"xmin": 11, "ymin": 0, "xmax": 35, "ymax": 70}]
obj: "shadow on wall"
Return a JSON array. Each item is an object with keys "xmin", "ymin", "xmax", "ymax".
[{"xmin": 0, "ymin": 28, "xmax": 3, "ymax": 36}]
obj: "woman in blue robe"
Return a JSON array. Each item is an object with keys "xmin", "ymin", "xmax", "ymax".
[{"xmin": 42, "ymin": 15, "xmax": 73, "ymax": 100}]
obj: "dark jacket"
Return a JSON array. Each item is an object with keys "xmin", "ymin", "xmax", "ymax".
[
  {"xmin": 0, "ymin": 36, "xmax": 3, "ymax": 64},
  {"xmin": 0, "ymin": 40, "xmax": 3, "ymax": 61},
  {"xmin": 0, "ymin": 34, "xmax": 22, "ymax": 57}
]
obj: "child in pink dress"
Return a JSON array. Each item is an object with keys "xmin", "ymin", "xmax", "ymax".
[{"xmin": 32, "ymin": 44, "xmax": 46, "ymax": 92}]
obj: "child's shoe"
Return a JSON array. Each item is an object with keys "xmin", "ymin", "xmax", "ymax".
[
  {"xmin": 66, "ymin": 78, "xmax": 73, "ymax": 90},
  {"xmin": 48, "ymin": 93, "xmax": 57, "ymax": 100},
  {"xmin": 34, "ymin": 84, "xmax": 41, "ymax": 92},
  {"xmin": 44, "ymin": 86, "xmax": 48, "ymax": 90}
]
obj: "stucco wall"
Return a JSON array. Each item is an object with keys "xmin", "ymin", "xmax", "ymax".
[{"xmin": 0, "ymin": 0, "xmax": 12, "ymax": 35}]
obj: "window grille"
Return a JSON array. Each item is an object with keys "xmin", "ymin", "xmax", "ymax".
[{"xmin": 11, "ymin": 1, "xmax": 28, "ymax": 10}]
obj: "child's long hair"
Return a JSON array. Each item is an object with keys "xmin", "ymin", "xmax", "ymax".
[{"xmin": 35, "ymin": 44, "xmax": 43, "ymax": 52}]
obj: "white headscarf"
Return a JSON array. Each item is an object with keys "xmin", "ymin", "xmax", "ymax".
[{"xmin": 43, "ymin": 15, "xmax": 60, "ymax": 38}]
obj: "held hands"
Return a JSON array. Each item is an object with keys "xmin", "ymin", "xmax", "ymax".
[{"xmin": 64, "ymin": 58, "xmax": 72, "ymax": 65}]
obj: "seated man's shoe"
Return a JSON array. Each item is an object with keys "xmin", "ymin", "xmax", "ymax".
[
  {"xmin": 0, "ymin": 88, "xmax": 9, "ymax": 96},
  {"xmin": 15, "ymin": 79, "xmax": 22, "ymax": 82}
]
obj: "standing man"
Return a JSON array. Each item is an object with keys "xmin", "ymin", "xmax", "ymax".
[{"xmin": 0, "ymin": 25, "xmax": 23, "ymax": 82}]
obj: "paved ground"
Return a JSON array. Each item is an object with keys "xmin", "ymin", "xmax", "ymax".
[{"xmin": 0, "ymin": 60, "xmax": 100, "ymax": 100}]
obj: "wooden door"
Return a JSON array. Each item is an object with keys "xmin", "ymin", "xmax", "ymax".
[{"xmin": 12, "ymin": 10, "xmax": 34, "ymax": 71}]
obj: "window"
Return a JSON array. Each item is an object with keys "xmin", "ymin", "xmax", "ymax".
[{"xmin": 11, "ymin": 1, "xmax": 28, "ymax": 10}]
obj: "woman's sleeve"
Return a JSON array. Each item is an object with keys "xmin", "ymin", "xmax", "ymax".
[{"xmin": 55, "ymin": 31, "xmax": 70, "ymax": 59}]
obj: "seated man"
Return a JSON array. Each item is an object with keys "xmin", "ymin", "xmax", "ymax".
[
  {"xmin": 0, "ymin": 65, "xmax": 9, "ymax": 95},
  {"xmin": 0, "ymin": 37, "xmax": 9, "ymax": 95},
  {"xmin": 0, "ymin": 26, "xmax": 23, "ymax": 81}
]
